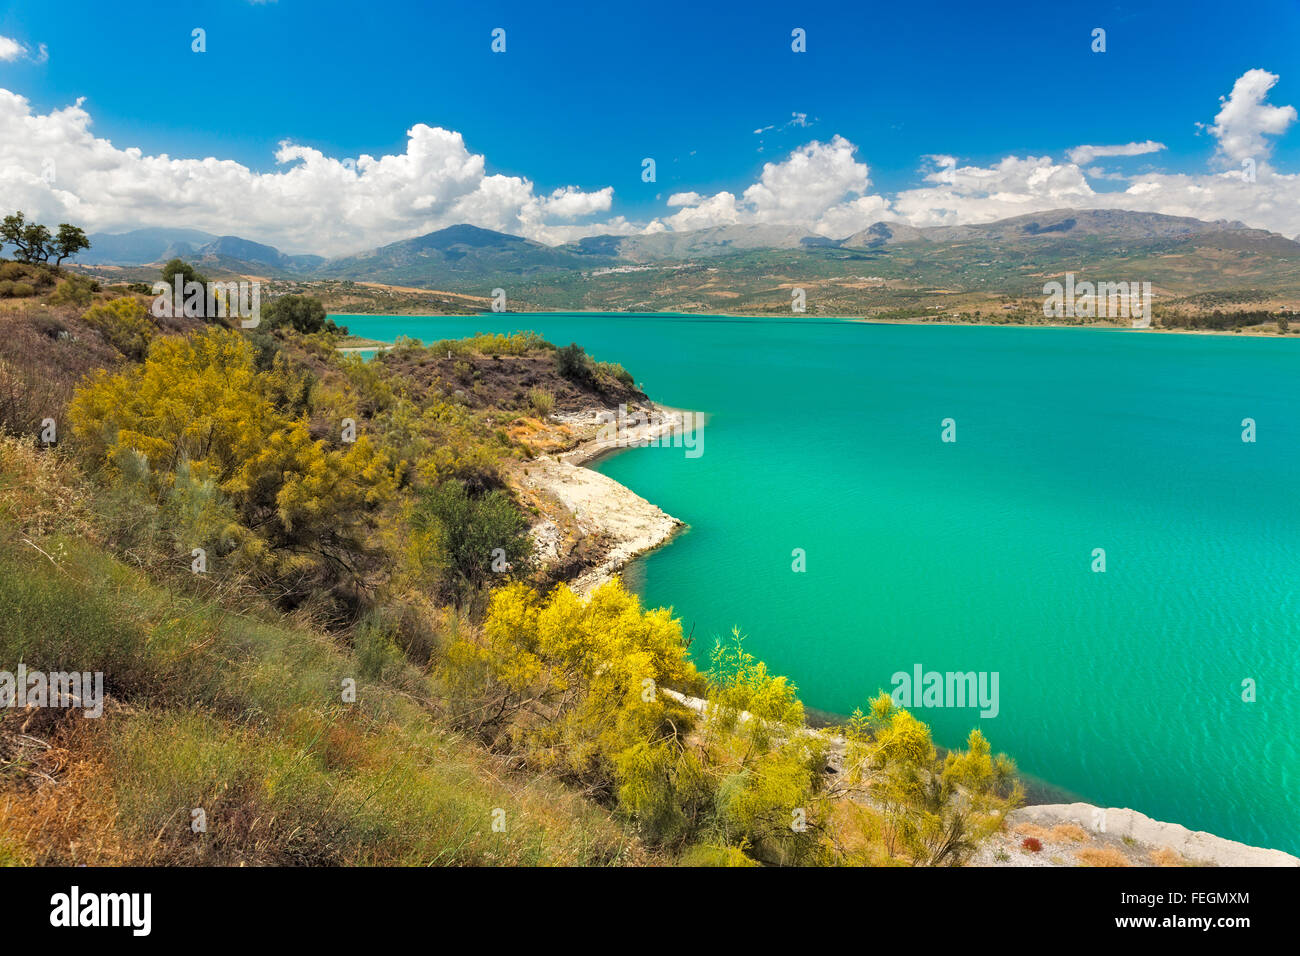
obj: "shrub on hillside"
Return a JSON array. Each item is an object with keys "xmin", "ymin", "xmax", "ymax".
[
  {"xmin": 555, "ymin": 342, "xmax": 594, "ymax": 384},
  {"xmin": 68, "ymin": 327, "xmax": 395, "ymax": 614},
  {"xmin": 49, "ymin": 274, "xmax": 98, "ymax": 307},
  {"xmin": 262, "ymin": 294, "xmax": 346, "ymax": 335},
  {"xmin": 0, "ymin": 280, "xmax": 36, "ymax": 298},
  {"xmin": 838, "ymin": 693, "xmax": 1022, "ymax": 866},
  {"xmin": 527, "ymin": 387, "xmax": 555, "ymax": 417},
  {"xmin": 409, "ymin": 478, "xmax": 532, "ymax": 603},
  {"xmin": 596, "ymin": 360, "xmax": 634, "ymax": 387},
  {"xmin": 81, "ymin": 297, "xmax": 154, "ymax": 360},
  {"xmin": 434, "ymin": 580, "xmax": 839, "ymax": 859}
]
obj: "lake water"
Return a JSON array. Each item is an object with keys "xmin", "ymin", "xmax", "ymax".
[{"xmin": 340, "ymin": 313, "xmax": 1300, "ymax": 853}]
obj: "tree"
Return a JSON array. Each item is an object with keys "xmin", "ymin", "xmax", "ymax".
[
  {"xmin": 410, "ymin": 479, "xmax": 532, "ymax": 601},
  {"xmin": 52, "ymin": 224, "xmax": 90, "ymax": 266},
  {"xmin": 555, "ymin": 342, "xmax": 594, "ymax": 384},
  {"xmin": 160, "ymin": 257, "xmax": 208, "ymax": 290},
  {"xmin": 1, "ymin": 212, "xmax": 52, "ymax": 263},
  {"xmin": 262, "ymin": 294, "xmax": 344, "ymax": 335}
]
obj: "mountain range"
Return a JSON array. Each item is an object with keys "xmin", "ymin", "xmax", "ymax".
[
  {"xmin": 81, "ymin": 228, "xmax": 325, "ymax": 273},
  {"xmin": 78, "ymin": 209, "xmax": 1300, "ymax": 303}
]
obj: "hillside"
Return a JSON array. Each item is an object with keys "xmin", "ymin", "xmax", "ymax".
[{"xmin": 68, "ymin": 211, "xmax": 1300, "ymax": 326}]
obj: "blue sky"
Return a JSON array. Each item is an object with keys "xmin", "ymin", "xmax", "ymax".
[{"xmin": 1, "ymin": 0, "xmax": 1297, "ymax": 252}]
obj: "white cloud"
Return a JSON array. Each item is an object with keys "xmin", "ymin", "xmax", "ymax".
[
  {"xmin": 890, "ymin": 154, "xmax": 1097, "ymax": 226},
  {"xmin": 1207, "ymin": 69, "xmax": 1296, "ymax": 166},
  {"xmin": 666, "ymin": 70, "xmax": 1300, "ymax": 240},
  {"xmin": 0, "ymin": 35, "xmax": 29, "ymax": 62},
  {"xmin": 0, "ymin": 89, "xmax": 618, "ymax": 255},
  {"xmin": 0, "ymin": 35, "xmax": 46, "ymax": 63},
  {"xmin": 666, "ymin": 191, "xmax": 704, "ymax": 207},
  {"xmin": 742, "ymin": 135, "xmax": 870, "ymax": 223},
  {"xmin": 667, "ymin": 136, "xmax": 881, "ymax": 234},
  {"xmin": 1, "ymin": 69, "xmax": 1296, "ymax": 255},
  {"xmin": 663, "ymin": 191, "xmax": 741, "ymax": 231},
  {"xmin": 536, "ymin": 185, "xmax": 613, "ymax": 219},
  {"xmin": 754, "ymin": 112, "xmax": 812, "ymax": 136},
  {"xmin": 1066, "ymin": 141, "xmax": 1166, "ymax": 165}
]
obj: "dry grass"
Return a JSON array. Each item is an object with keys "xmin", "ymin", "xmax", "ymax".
[
  {"xmin": 1014, "ymin": 823, "xmax": 1051, "ymax": 841},
  {"xmin": 1150, "ymin": 846, "xmax": 1188, "ymax": 867},
  {"xmin": 0, "ymin": 436, "xmax": 93, "ymax": 539},
  {"xmin": 1050, "ymin": 823, "xmax": 1089, "ymax": 842},
  {"xmin": 1013, "ymin": 821, "xmax": 1091, "ymax": 844},
  {"xmin": 1076, "ymin": 846, "xmax": 1131, "ymax": 867}
]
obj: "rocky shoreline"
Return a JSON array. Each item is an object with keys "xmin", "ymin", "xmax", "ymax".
[{"xmin": 514, "ymin": 403, "xmax": 698, "ymax": 594}]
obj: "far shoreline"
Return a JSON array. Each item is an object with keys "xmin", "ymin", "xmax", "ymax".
[{"xmin": 329, "ymin": 310, "xmax": 1295, "ymax": 339}]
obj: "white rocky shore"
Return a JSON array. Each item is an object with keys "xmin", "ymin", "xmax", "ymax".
[
  {"xmin": 516, "ymin": 404, "xmax": 700, "ymax": 594},
  {"xmin": 972, "ymin": 803, "xmax": 1299, "ymax": 868}
]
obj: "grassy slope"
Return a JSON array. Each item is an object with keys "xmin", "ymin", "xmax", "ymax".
[
  {"xmin": 0, "ymin": 522, "xmax": 640, "ymax": 866},
  {"xmin": 0, "ymin": 289, "xmax": 655, "ymax": 867}
]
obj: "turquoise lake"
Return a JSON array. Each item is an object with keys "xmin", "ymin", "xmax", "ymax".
[{"xmin": 340, "ymin": 313, "xmax": 1300, "ymax": 853}]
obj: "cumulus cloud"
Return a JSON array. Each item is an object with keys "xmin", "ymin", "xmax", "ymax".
[
  {"xmin": 0, "ymin": 89, "xmax": 619, "ymax": 255},
  {"xmin": 665, "ymin": 70, "xmax": 1299, "ymax": 239},
  {"xmin": 1206, "ymin": 68, "xmax": 1296, "ymax": 165},
  {"xmin": 1066, "ymin": 141, "xmax": 1166, "ymax": 165},
  {"xmin": 890, "ymin": 154, "xmax": 1097, "ymax": 226},
  {"xmin": 0, "ymin": 35, "xmax": 45, "ymax": 63},
  {"xmin": 0, "ymin": 69, "xmax": 1296, "ymax": 253},
  {"xmin": 663, "ymin": 191, "xmax": 741, "ymax": 231},
  {"xmin": 665, "ymin": 135, "xmax": 888, "ymax": 235}
]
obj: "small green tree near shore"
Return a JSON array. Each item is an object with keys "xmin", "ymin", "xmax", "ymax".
[
  {"xmin": 555, "ymin": 342, "xmax": 595, "ymax": 384},
  {"xmin": 0, "ymin": 212, "xmax": 89, "ymax": 265},
  {"xmin": 262, "ymin": 294, "xmax": 346, "ymax": 335}
]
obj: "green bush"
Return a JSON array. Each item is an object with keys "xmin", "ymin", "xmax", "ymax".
[
  {"xmin": 677, "ymin": 843, "xmax": 760, "ymax": 867},
  {"xmin": 596, "ymin": 360, "xmax": 634, "ymax": 387},
  {"xmin": 263, "ymin": 294, "xmax": 345, "ymax": 335},
  {"xmin": 555, "ymin": 342, "xmax": 594, "ymax": 384},
  {"xmin": 410, "ymin": 479, "xmax": 533, "ymax": 602},
  {"xmin": 81, "ymin": 296, "xmax": 154, "ymax": 359},
  {"xmin": 353, "ymin": 615, "xmax": 409, "ymax": 682},
  {"xmin": 160, "ymin": 257, "xmax": 207, "ymax": 291},
  {"xmin": 0, "ymin": 280, "xmax": 35, "ymax": 298},
  {"xmin": 527, "ymin": 387, "xmax": 555, "ymax": 417},
  {"xmin": 49, "ymin": 274, "xmax": 97, "ymax": 307}
]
